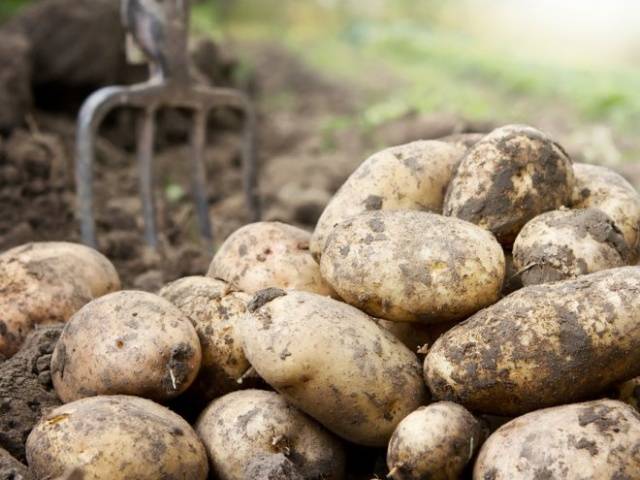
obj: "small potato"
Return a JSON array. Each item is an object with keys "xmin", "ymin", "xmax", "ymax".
[
  {"xmin": 444, "ymin": 124, "xmax": 574, "ymax": 246},
  {"xmin": 474, "ymin": 399, "xmax": 640, "ymax": 479},
  {"xmin": 238, "ymin": 289, "xmax": 427, "ymax": 446},
  {"xmin": 208, "ymin": 221, "xmax": 332, "ymax": 295},
  {"xmin": 196, "ymin": 389, "xmax": 345, "ymax": 480},
  {"xmin": 310, "ymin": 140, "xmax": 465, "ymax": 259},
  {"xmin": 51, "ymin": 290, "xmax": 201, "ymax": 402},
  {"xmin": 321, "ymin": 210, "xmax": 504, "ymax": 323},
  {"xmin": 617, "ymin": 376, "xmax": 640, "ymax": 411},
  {"xmin": 513, "ymin": 208, "xmax": 630, "ymax": 286},
  {"xmin": 26, "ymin": 395, "xmax": 208, "ymax": 480},
  {"xmin": 387, "ymin": 402, "xmax": 483, "ymax": 480}
]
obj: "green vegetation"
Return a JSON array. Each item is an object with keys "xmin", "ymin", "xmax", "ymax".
[{"xmin": 0, "ymin": 0, "xmax": 29, "ymax": 22}]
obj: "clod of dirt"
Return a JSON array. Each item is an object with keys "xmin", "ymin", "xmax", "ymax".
[
  {"xmin": 0, "ymin": 447, "xmax": 30, "ymax": 480},
  {"xmin": 0, "ymin": 32, "xmax": 32, "ymax": 133}
]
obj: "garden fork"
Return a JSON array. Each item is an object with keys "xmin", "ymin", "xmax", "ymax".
[{"xmin": 75, "ymin": 0, "xmax": 260, "ymax": 249}]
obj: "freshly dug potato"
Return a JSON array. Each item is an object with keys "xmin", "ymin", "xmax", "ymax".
[
  {"xmin": 238, "ymin": 289, "xmax": 427, "ymax": 446},
  {"xmin": 617, "ymin": 376, "xmax": 640, "ymax": 411},
  {"xmin": 425, "ymin": 267, "xmax": 640, "ymax": 415},
  {"xmin": 474, "ymin": 399, "xmax": 640, "ymax": 479},
  {"xmin": 513, "ymin": 208, "xmax": 630, "ymax": 286},
  {"xmin": 208, "ymin": 221, "xmax": 332, "ymax": 295},
  {"xmin": 159, "ymin": 276, "xmax": 253, "ymax": 400},
  {"xmin": 572, "ymin": 162, "xmax": 640, "ymax": 260},
  {"xmin": 444, "ymin": 124, "xmax": 574, "ymax": 245},
  {"xmin": 0, "ymin": 241, "xmax": 120, "ymax": 357},
  {"xmin": 26, "ymin": 395, "xmax": 208, "ymax": 480},
  {"xmin": 51, "ymin": 290, "xmax": 201, "ymax": 402},
  {"xmin": 310, "ymin": 140, "xmax": 465, "ymax": 259},
  {"xmin": 196, "ymin": 389, "xmax": 345, "ymax": 480},
  {"xmin": 387, "ymin": 402, "xmax": 483, "ymax": 480},
  {"xmin": 321, "ymin": 210, "xmax": 504, "ymax": 323}
]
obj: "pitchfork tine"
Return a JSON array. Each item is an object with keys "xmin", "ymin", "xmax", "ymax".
[
  {"xmin": 190, "ymin": 109, "xmax": 214, "ymax": 245},
  {"xmin": 137, "ymin": 107, "xmax": 159, "ymax": 248},
  {"xmin": 242, "ymin": 100, "xmax": 261, "ymax": 221}
]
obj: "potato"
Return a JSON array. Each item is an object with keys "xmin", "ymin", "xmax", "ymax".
[
  {"xmin": 444, "ymin": 124, "xmax": 574, "ymax": 246},
  {"xmin": 617, "ymin": 376, "xmax": 640, "ymax": 411},
  {"xmin": 0, "ymin": 241, "xmax": 120, "ymax": 357},
  {"xmin": 208, "ymin": 221, "xmax": 332, "ymax": 295},
  {"xmin": 320, "ymin": 210, "xmax": 504, "ymax": 323},
  {"xmin": 387, "ymin": 402, "xmax": 482, "ymax": 480},
  {"xmin": 159, "ymin": 276, "xmax": 253, "ymax": 400},
  {"xmin": 572, "ymin": 162, "xmax": 640, "ymax": 260},
  {"xmin": 26, "ymin": 395, "xmax": 208, "ymax": 480},
  {"xmin": 425, "ymin": 267, "xmax": 640, "ymax": 415},
  {"xmin": 474, "ymin": 399, "xmax": 640, "ymax": 479},
  {"xmin": 196, "ymin": 389, "xmax": 345, "ymax": 480},
  {"xmin": 513, "ymin": 208, "xmax": 630, "ymax": 286},
  {"xmin": 238, "ymin": 289, "xmax": 427, "ymax": 446},
  {"xmin": 51, "ymin": 290, "xmax": 201, "ymax": 402},
  {"xmin": 310, "ymin": 140, "xmax": 465, "ymax": 259}
]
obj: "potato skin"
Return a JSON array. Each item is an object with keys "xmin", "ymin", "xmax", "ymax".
[
  {"xmin": 196, "ymin": 389, "xmax": 345, "ymax": 480},
  {"xmin": 513, "ymin": 208, "xmax": 630, "ymax": 286},
  {"xmin": 474, "ymin": 399, "xmax": 640, "ymax": 479},
  {"xmin": 310, "ymin": 140, "xmax": 465, "ymax": 259},
  {"xmin": 51, "ymin": 290, "xmax": 201, "ymax": 402},
  {"xmin": 208, "ymin": 221, "xmax": 332, "ymax": 295},
  {"xmin": 26, "ymin": 395, "xmax": 208, "ymax": 480},
  {"xmin": 425, "ymin": 267, "xmax": 640, "ymax": 415},
  {"xmin": 238, "ymin": 290, "xmax": 427, "ymax": 446},
  {"xmin": 320, "ymin": 210, "xmax": 505, "ymax": 323},
  {"xmin": 444, "ymin": 124, "xmax": 574, "ymax": 246}
]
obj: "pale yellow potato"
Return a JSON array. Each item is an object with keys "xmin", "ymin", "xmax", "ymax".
[
  {"xmin": 26, "ymin": 395, "xmax": 208, "ymax": 480},
  {"xmin": 238, "ymin": 289, "xmax": 428, "ymax": 447},
  {"xmin": 425, "ymin": 267, "xmax": 640, "ymax": 415},
  {"xmin": 320, "ymin": 210, "xmax": 505, "ymax": 323},
  {"xmin": 310, "ymin": 140, "xmax": 465, "ymax": 259},
  {"xmin": 196, "ymin": 389, "xmax": 345, "ymax": 480},
  {"xmin": 474, "ymin": 399, "xmax": 640, "ymax": 479},
  {"xmin": 208, "ymin": 221, "xmax": 332, "ymax": 295}
]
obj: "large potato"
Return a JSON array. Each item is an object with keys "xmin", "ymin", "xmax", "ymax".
[
  {"xmin": 444, "ymin": 124, "xmax": 574, "ymax": 245},
  {"xmin": 425, "ymin": 267, "xmax": 640, "ymax": 415},
  {"xmin": 196, "ymin": 389, "xmax": 345, "ymax": 480},
  {"xmin": 238, "ymin": 289, "xmax": 427, "ymax": 446},
  {"xmin": 310, "ymin": 140, "xmax": 464, "ymax": 259},
  {"xmin": 474, "ymin": 399, "xmax": 640, "ymax": 479},
  {"xmin": 51, "ymin": 290, "xmax": 201, "ymax": 402},
  {"xmin": 320, "ymin": 210, "xmax": 504, "ymax": 323},
  {"xmin": 513, "ymin": 208, "xmax": 630, "ymax": 285},
  {"xmin": 0, "ymin": 242, "xmax": 120, "ymax": 357},
  {"xmin": 208, "ymin": 221, "xmax": 332, "ymax": 295},
  {"xmin": 26, "ymin": 395, "xmax": 208, "ymax": 480}
]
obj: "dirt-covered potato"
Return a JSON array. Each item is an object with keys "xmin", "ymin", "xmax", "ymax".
[
  {"xmin": 474, "ymin": 399, "xmax": 640, "ymax": 479},
  {"xmin": 26, "ymin": 395, "xmax": 208, "ymax": 479},
  {"xmin": 310, "ymin": 140, "xmax": 465, "ymax": 259},
  {"xmin": 239, "ymin": 289, "xmax": 427, "ymax": 446},
  {"xmin": 159, "ymin": 276, "xmax": 253, "ymax": 400},
  {"xmin": 51, "ymin": 290, "xmax": 201, "ymax": 402},
  {"xmin": 0, "ymin": 241, "xmax": 120, "ymax": 357},
  {"xmin": 196, "ymin": 389, "xmax": 345, "ymax": 480},
  {"xmin": 444, "ymin": 124, "xmax": 574, "ymax": 246},
  {"xmin": 513, "ymin": 208, "xmax": 630, "ymax": 286},
  {"xmin": 387, "ymin": 402, "xmax": 482, "ymax": 480},
  {"xmin": 208, "ymin": 221, "xmax": 332, "ymax": 295},
  {"xmin": 617, "ymin": 376, "xmax": 640, "ymax": 411},
  {"xmin": 425, "ymin": 267, "xmax": 640, "ymax": 416},
  {"xmin": 321, "ymin": 210, "xmax": 504, "ymax": 323}
]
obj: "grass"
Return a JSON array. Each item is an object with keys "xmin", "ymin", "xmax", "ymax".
[{"xmin": 0, "ymin": 0, "xmax": 30, "ymax": 22}]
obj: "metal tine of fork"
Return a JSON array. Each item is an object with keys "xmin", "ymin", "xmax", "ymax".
[
  {"xmin": 190, "ymin": 108, "xmax": 214, "ymax": 247},
  {"xmin": 137, "ymin": 106, "xmax": 158, "ymax": 248}
]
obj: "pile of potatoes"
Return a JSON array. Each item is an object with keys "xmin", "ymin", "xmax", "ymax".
[{"xmin": 2, "ymin": 123, "xmax": 640, "ymax": 479}]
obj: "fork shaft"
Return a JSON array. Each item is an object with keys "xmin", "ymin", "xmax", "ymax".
[
  {"xmin": 137, "ymin": 107, "xmax": 158, "ymax": 248},
  {"xmin": 190, "ymin": 109, "xmax": 214, "ymax": 246},
  {"xmin": 242, "ymin": 103, "xmax": 261, "ymax": 221}
]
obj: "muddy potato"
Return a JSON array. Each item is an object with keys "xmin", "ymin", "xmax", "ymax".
[
  {"xmin": 208, "ymin": 221, "xmax": 332, "ymax": 295},
  {"xmin": 387, "ymin": 402, "xmax": 483, "ymax": 480},
  {"xmin": 26, "ymin": 395, "xmax": 208, "ymax": 480},
  {"xmin": 239, "ymin": 289, "xmax": 427, "ymax": 446},
  {"xmin": 196, "ymin": 389, "xmax": 345, "ymax": 480},
  {"xmin": 513, "ymin": 208, "xmax": 630, "ymax": 286},
  {"xmin": 321, "ymin": 210, "xmax": 504, "ymax": 323},
  {"xmin": 425, "ymin": 267, "xmax": 640, "ymax": 416},
  {"xmin": 51, "ymin": 290, "xmax": 201, "ymax": 403},
  {"xmin": 444, "ymin": 124, "xmax": 574, "ymax": 246},
  {"xmin": 617, "ymin": 376, "xmax": 640, "ymax": 411},
  {"xmin": 310, "ymin": 140, "xmax": 465, "ymax": 259},
  {"xmin": 474, "ymin": 399, "xmax": 640, "ymax": 479}
]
